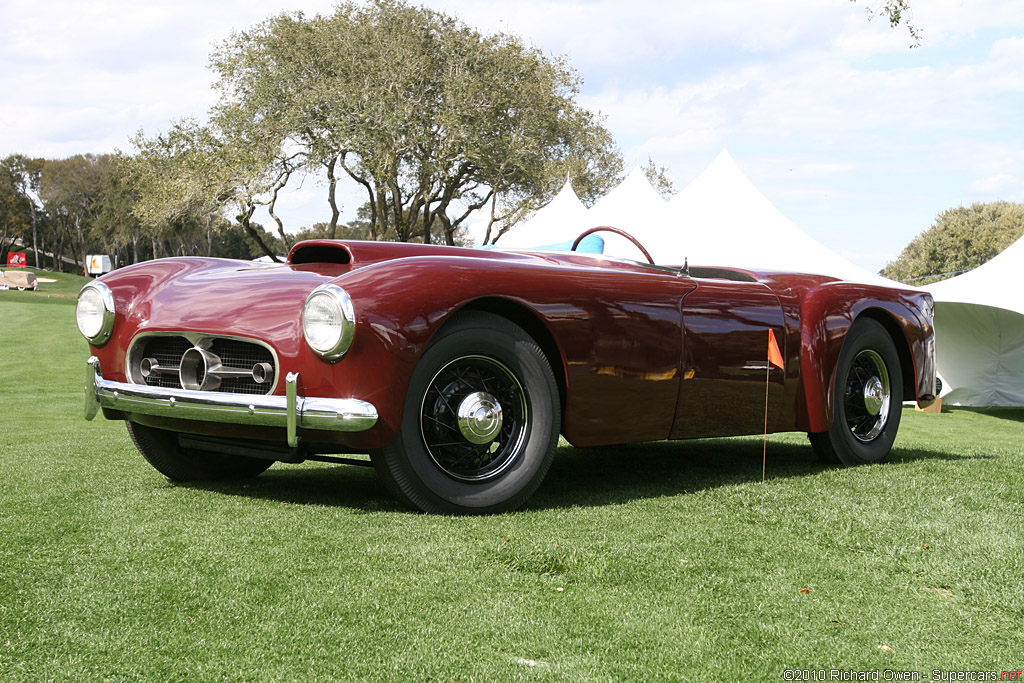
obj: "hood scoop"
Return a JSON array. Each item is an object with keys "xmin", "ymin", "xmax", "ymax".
[{"xmin": 288, "ymin": 241, "xmax": 353, "ymax": 266}]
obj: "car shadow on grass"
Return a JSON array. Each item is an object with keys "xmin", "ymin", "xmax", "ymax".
[
  {"xmin": 944, "ymin": 406, "xmax": 1024, "ymax": 423},
  {"xmin": 527, "ymin": 438, "xmax": 983, "ymax": 510},
  {"xmin": 531, "ymin": 439, "xmax": 820, "ymax": 510},
  {"xmin": 174, "ymin": 436, "xmax": 964, "ymax": 513},
  {"xmin": 177, "ymin": 461, "xmax": 407, "ymax": 513}
]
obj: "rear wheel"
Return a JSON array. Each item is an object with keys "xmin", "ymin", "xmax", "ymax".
[
  {"xmin": 371, "ymin": 311, "xmax": 560, "ymax": 514},
  {"xmin": 126, "ymin": 421, "xmax": 272, "ymax": 481},
  {"xmin": 810, "ymin": 318, "xmax": 903, "ymax": 465}
]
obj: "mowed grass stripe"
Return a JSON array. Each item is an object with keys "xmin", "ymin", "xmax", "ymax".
[{"xmin": 1, "ymin": 296, "xmax": 1021, "ymax": 681}]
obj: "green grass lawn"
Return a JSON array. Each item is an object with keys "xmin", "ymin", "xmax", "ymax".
[{"xmin": 1, "ymin": 297, "xmax": 1021, "ymax": 681}]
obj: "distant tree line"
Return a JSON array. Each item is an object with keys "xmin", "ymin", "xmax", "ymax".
[
  {"xmin": 1, "ymin": 152, "xmax": 293, "ymax": 272},
  {"xmin": 881, "ymin": 202, "xmax": 1024, "ymax": 285}
]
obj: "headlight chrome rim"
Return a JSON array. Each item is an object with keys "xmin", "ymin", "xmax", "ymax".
[
  {"xmin": 302, "ymin": 283, "xmax": 356, "ymax": 361},
  {"xmin": 76, "ymin": 281, "xmax": 116, "ymax": 346}
]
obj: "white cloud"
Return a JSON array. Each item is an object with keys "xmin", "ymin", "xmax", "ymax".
[
  {"xmin": 968, "ymin": 174, "xmax": 1024, "ymax": 197},
  {"xmin": 432, "ymin": 0, "xmax": 854, "ymax": 73},
  {"xmin": 912, "ymin": 0, "xmax": 1024, "ymax": 41},
  {"xmin": 991, "ymin": 35, "xmax": 1024, "ymax": 59},
  {"xmin": 0, "ymin": 0, "xmax": 336, "ymax": 156}
]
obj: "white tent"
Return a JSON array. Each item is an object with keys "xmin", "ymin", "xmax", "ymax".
[
  {"xmin": 497, "ymin": 149, "xmax": 909, "ymax": 289},
  {"xmin": 661, "ymin": 149, "xmax": 905, "ymax": 286},
  {"xmin": 927, "ymin": 234, "xmax": 1024, "ymax": 406},
  {"xmin": 494, "ymin": 180, "xmax": 590, "ymax": 248},
  {"xmin": 496, "ymin": 166, "xmax": 678, "ymax": 258},
  {"xmin": 927, "ymin": 233, "xmax": 1024, "ymax": 314},
  {"xmin": 584, "ymin": 166, "xmax": 676, "ymax": 261}
]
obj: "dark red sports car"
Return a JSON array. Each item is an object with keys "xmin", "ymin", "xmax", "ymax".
[{"xmin": 79, "ymin": 228, "xmax": 936, "ymax": 513}]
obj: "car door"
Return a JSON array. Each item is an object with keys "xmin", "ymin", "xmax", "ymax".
[{"xmin": 670, "ymin": 277, "xmax": 788, "ymax": 439}]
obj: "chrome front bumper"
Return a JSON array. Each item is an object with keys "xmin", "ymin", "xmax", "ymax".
[{"xmin": 85, "ymin": 356, "xmax": 377, "ymax": 447}]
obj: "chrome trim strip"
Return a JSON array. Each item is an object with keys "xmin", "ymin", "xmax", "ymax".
[
  {"xmin": 85, "ymin": 357, "xmax": 377, "ymax": 434},
  {"xmin": 286, "ymin": 372, "xmax": 299, "ymax": 447},
  {"xmin": 85, "ymin": 358, "xmax": 100, "ymax": 420}
]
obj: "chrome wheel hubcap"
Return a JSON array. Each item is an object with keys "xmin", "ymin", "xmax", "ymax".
[
  {"xmin": 863, "ymin": 377, "xmax": 885, "ymax": 416},
  {"xmin": 844, "ymin": 349, "xmax": 891, "ymax": 442},
  {"xmin": 457, "ymin": 392, "xmax": 503, "ymax": 444}
]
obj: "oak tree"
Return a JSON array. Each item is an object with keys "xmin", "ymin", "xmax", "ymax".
[{"xmin": 204, "ymin": 0, "xmax": 622, "ymax": 247}]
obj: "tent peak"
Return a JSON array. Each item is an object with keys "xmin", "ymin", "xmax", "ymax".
[
  {"xmin": 604, "ymin": 164, "xmax": 664, "ymax": 202},
  {"xmin": 527, "ymin": 178, "xmax": 585, "ymax": 216},
  {"xmin": 713, "ymin": 146, "xmax": 735, "ymax": 164}
]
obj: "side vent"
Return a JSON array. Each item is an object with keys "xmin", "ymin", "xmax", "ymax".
[{"xmin": 289, "ymin": 242, "xmax": 353, "ymax": 265}]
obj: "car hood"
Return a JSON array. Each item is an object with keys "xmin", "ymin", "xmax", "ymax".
[{"xmin": 101, "ymin": 257, "xmax": 338, "ymax": 345}]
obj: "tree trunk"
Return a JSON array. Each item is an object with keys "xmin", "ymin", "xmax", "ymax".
[
  {"xmin": 30, "ymin": 203, "xmax": 39, "ymax": 269},
  {"xmin": 55, "ymin": 228, "xmax": 64, "ymax": 274},
  {"xmin": 268, "ymin": 178, "xmax": 292, "ymax": 250},
  {"xmin": 326, "ymin": 156, "xmax": 341, "ymax": 239},
  {"xmin": 75, "ymin": 214, "xmax": 86, "ymax": 272},
  {"xmin": 340, "ymin": 156, "xmax": 378, "ymax": 240},
  {"xmin": 239, "ymin": 205, "xmax": 279, "ymax": 262},
  {"xmin": 375, "ymin": 184, "xmax": 390, "ymax": 241}
]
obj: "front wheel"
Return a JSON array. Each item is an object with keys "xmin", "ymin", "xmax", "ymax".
[
  {"xmin": 810, "ymin": 318, "xmax": 904, "ymax": 466},
  {"xmin": 371, "ymin": 311, "xmax": 560, "ymax": 514},
  {"xmin": 126, "ymin": 421, "xmax": 272, "ymax": 481}
]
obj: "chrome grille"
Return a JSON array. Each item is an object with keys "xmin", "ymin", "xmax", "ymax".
[
  {"xmin": 129, "ymin": 334, "xmax": 278, "ymax": 395},
  {"xmin": 209, "ymin": 339, "xmax": 275, "ymax": 395},
  {"xmin": 140, "ymin": 336, "xmax": 191, "ymax": 389}
]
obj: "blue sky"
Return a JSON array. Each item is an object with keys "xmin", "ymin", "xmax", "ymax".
[{"xmin": 2, "ymin": 0, "xmax": 1022, "ymax": 272}]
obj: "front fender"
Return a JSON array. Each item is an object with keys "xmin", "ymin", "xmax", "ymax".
[{"xmin": 798, "ymin": 282, "xmax": 935, "ymax": 433}]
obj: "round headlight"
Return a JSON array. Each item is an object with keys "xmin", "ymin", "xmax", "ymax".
[
  {"xmin": 302, "ymin": 284, "xmax": 355, "ymax": 361},
  {"xmin": 76, "ymin": 281, "xmax": 115, "ymax": 345}
]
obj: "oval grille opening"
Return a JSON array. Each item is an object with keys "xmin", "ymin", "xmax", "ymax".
[{"xmin": 131, "ymin": 335, "xmax": 277, "ymax": 395}]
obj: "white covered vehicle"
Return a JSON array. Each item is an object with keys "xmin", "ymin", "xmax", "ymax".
[{"xmin": 0, "ymin": 270, "xmax": 39, "ymax": 291}]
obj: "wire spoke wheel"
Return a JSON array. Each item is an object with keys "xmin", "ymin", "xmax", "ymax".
[
  {"xmin": 843, "ymin": 349, "xmax": 891, "ymax": 442},
  {"xmin": 420, "ymin": 355, "xmax": 528, "ymax": 481}
]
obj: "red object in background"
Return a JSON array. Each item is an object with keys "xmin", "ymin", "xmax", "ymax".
[{"xmin": 6, "ymin": 252, "xmax": 27, "ymax": 268}]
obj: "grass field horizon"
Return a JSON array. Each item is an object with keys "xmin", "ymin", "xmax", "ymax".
[{"xmin": 1, "ymin": 291, "xmax": 1021, "ymax": 681}]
